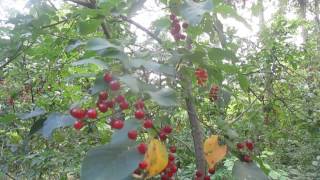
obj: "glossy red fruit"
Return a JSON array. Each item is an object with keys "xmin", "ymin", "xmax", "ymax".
[
  {"xmin": 74, "ymin": 121, "xmax": 84, "ymax": 130},
  {"xmin": 97, "ymin": 103, "xmax": 108, "ymax": 112},
  {"xmin": 204, "ymin": 175, "xmax": 211, "ymax": 180},
  {"xmin": 166, "ymin": 171, "xmax": 174, "ymax": 177},
  {"xmin": 182, "ymin": 22, "xmax": 188, "ymax": 29},
  {"xmin": 195, "ymin": 170, "xmax": 203, "ymax": 177},
  {"xmin": 137, "ymin": 143, "xmax": 147, "ymax": 154},
  {"xmin": 162, "ymin": 125, "xmax": 173, "ymax": 134},
  {"xmin": 135, "ymin": 110, "xmax": 145, "ymax": 119},
  {"xmin": 99, "ymin": 91, "xmax": 108, "ymax": 100},
  {"xmin": 139, "ymin": 161, "xmax": 148, "ymax": 169},
  {"xmin": 113, "ymin": 120, "xmax": 124, "ymax": 129},
  {"xmin": 170, "ymin": 165, "xmax": 178, "ymax": 173},
  {"xmin": 128, "ymin": 130, "xmax": 138, "ymax": 140},
  {"xmin": 179, "ymin": 34, "xmax": 186, "ymax": 40},
  {"xmin": 104, "ymin": 72, "xmax": 113, "ymax": 83},
  {"xmin": 87, "ymin": 108, "xmax": 97, "ymax": 119},
  {"xmin": 143, "ymin": 119, "xmax": 153, "ymax": 129},
  {"xmin": 236, "ymin": 143, "xmax": 245, "ymax": 150},
  {"xmin": 168, "ymin": 153, "xmax": 175, "ymax": 161},
  {"xmin": 161, "ymin": 174, "xmax": 169, "ymax": 180},
  {"xmin": 135, "ymin": 99, "xmax": 144, "ymax": 109},
  {"xmin": 243, "ymin": 155, "xmax": 251, "ymax": 162},
  {"xmin": 208, "ymin": 168, "xmax": 215, "ymax": 174},
  {"xmin": 116, "ymin": 95, "xmax": 125, "ymax": 103},
  {"xmin": 245, "ymin": 140, "xmax": 254, "ymax": 151},
  {"xmin": 169, "ymin": 14, "xmax": 176, "ymax": 21},
  {"xmin": 169, "ymin": 146, "xmax": 176, "ymax": 153},
  {"xmin": 105, "ymin": 100, "xmax": 115, "ymax": 108},
  {"xmin": 159, "ymin": 132, "xmax": 167, "ymax": 141},
  {"xmin": 119, "ymin": 101, "xmax": 129, "ymax": 110},
  {"xmin": 70, "ymin": 107, "xmax": 86, "ymax": 119},
  {"xmin": 109, "ymin": 80, "xmax": 120, "ymax": 91}
]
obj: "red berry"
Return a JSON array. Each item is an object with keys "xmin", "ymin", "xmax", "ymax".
[
  {"xmin": 143, "ymin": 119, "xmax": 153, "ymax": 129},
  {"xmin": 116, "ymin": 95, "xmax": 125, "ymax": 103},
  {"xmin": 87, "ymin": 108, "xmax": 97, "ymax": 119},
  {"xmin": 128, "ymin": 130, "xmax": 138, "ymax": 140},
  {"xmin": 208, "ymin": 167, "xmax": 215, "ymax": 174},
  {"xmin": 161, "ymin": 174, "xmax": 169, "ymax": 180},
  {"xmin": 204, "ymin": 175, "xmax": 211, "ymax": 180},
  {"xmin": 182, "ymin": 22, "xmax": 188, "ymax": 29},
  {"xmin": 135, "ymin": 99, "xmax": 144, "ymax": 109},
  {"xmin": 70, "ymin": 107, "xmax": 86, "ymax": 119},
  {"xmin": 74, "ymin": 120, "xmax": 84, "ymax": 130},
  {"xmin": 168, "ymin": 153, "xmax": 175, "ymax": 161},
  {"xmin": 159, "ymin": 132, "xmax": 167, "ymax": 141},
  {"xmin": 166, "ymin": 171, "xmax": 174, "ymax": 177},
  {"xmin": 97, "ymin": 102, "xmax": 108, "ymax": 112},
  {"xmin": 137, "ymin": 143, "xmax": 147, "ymax": 154},
  {"xmin": 133, "ymin": 169, "xmax": 141, "ymax": 175},
  {"xmin": 169, "ymin": 146, "xmax": 176, "ymax": 153},
  {"xmin": 135, "ymin": 110, "xmax": 145, "ymax": 119},
  {"xmin": 195, "ymin": 170, "xmax": 203, "ymax": 177},
  {"xmin": 169, "ymin": 14, "xmax": 176, "ymax": 21},
  {"xmin": 179, "ymin": 34, "xmax": 186, "ymax": 40},
  {"xmin": 99, "ymin": 91, "xmax": 108, "ymax": 100},
  {"xmin": 170, "ymin": 165, "xmax": 178, "ymax": 173},
  {"xmin": 243, "ymin": 155, "xmax": 251, "ymax": 162},
  {"xmin": 105, "ymin": 100, "xmax": 115, "ymax": 108},
  {"xmin": 104, "ymin": 72, "xmax": 113, "ymax": 83},
  {"xmin": 236, "ymin": 143, "xmax": 245, "ymax": 150},
  {"xmin": 113, "ymin": 120, "xmax": 124, "ymax": 129},
  {"xmin": 162, "ymin": 125, "xmax": 173, "ymax": 134},
  {"xmin": 109, "ymin": 80, "xmax": 120, "ymax": 91},
  {"xmin": 139, "ymin": 161, "xmax": 148, "ymax": 169},
  {"xmin": 119, "ymin": 101, "xmax": 129, "ymax": 110},
  {"xmin": 245, "ymin": 140, "xmax": 254, "ymax": 151}
]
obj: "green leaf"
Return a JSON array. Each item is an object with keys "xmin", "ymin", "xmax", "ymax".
[
  {"xmin": 127, "ymin": 0, "xmax": 147, "ymax": 17},
  {"xmin": 119, "ymin": 75, "xmax": 140, "ymax": 93},
  {"xmin": 81, "ymin": 142, "xmax": 143, "ymax": 180},
  {"xmin": 28, "ymin": 117, "xmax": 47, "ymax": 136},
  {"xmin": 86, "ymin": 38, "xmax": 120, "ymax": 51},
  {"xmin": 111, "ymin": 119, "xmax": 140, "ymax": 146},
  {"xmin": 65, "ymin": 40, "xmax": 85, "ymax": 52},
  {"xmin": 129, "ymin": 59, "xmax": 175, "ymax": 76},
  {"xmin": 19, "ymin": 107, "xmax": 46, "ymax": 120},
  {"xmin": 41, "ymin": 113, "xmax": 76, "ymax": 138},
  {"xmin": 0, "ymin": 114, "xmax": 16, "ymax": 124},
  {"xmin": 90, "ymin": 74, "xmax": 108, "ymax": 95},
  {"xmin": 232, "ymin": 160, "xmax": 269, "ymax": 180},
  {"xmin": 238, "ymin": 74, "xmax": 250, "ymax": 92},
  {"xmin": 208, "ymin": 48, "xmax": 237, "ymax": 62},
  {"xmin": 72, "ymin": 58, "xmax": 108, "ymax": 69},
  {"xmin": 147, "ymin": 88, "xmax": 177, "ymax": 106},
  {"xmin": 179, "ymin": 0, "xmax": 214, "ymax": 26},
  {"xmin": 78, "ymin": 20, "xmax": 100, "ymax": 35},
  {"xmin": 214, "ymin": 4, "xmax": 251, "ymax": 29}
]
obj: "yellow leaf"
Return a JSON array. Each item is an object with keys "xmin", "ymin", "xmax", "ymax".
[
  {"xmin": 204, "ymin": 135, "xmax": 227, "ymax": 169},
  {"xmin": 144, "ymin": 139, "xmax": 168, "ymax": 177}
]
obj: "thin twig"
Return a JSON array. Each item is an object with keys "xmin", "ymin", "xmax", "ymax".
[{"xmin": 229, "ymin": 98, "xmax": 258, "ymax": 125}]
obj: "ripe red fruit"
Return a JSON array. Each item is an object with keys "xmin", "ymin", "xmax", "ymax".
[
  {"xmin": 179, "ymin": 34, "xmax": 186, "ymax": 40},
  {"xmin": 170, "ymin": 165, "xmax": 178, "ymax": 173},
  {"xmin": 143, "ymin": 119, "xmax": 153, "ymax": 129},
  {"xmin": 182, "ymin": 22, "xmax": 188, "ymax": 29},
  {"xmin": 109, "ymin": 80, "xmax": 120, "ymax": 91},
  {"xmin": 99, "ymin": 91, "xmax": 108, "ymax": 100},
  {"xmin": 105, "ymin": 100, "xmax": 115, "ymax": 108},
  {"xmin": 104, "ymin": 72, "xmax": 113, "ymax": 83},
  {"xmin": 139, "ymin": 161, "xmax": 148, "ymax": 169},
  {"xmin": 137, "ymin": 143, "xmax": 147, "ymax": 154},
  {"xmin": 97, "ymin": 103, "xmax": 108, "ymax": 112},
  {"xmin": 168, "ymin": 153, "xmax": 175, "ymax": 161},
  {"xmin": 169, "ymin": 146, "xmax": 176, "ymax": 153},
  {"xmin": 166, "ymin": 171, "xmax": 174, "ymax": 177},
  {"xmin": 135, "ymin": 110, "xmax": 145, "ymax": 119},
  {"xmin": 169, "ymin": 14, "xmax": 176, "ymax": 21},
  {"xmin": 135, "ymin": 99, "xmax": 144, "ymax": 109},
  {"xmin": 195, "ymin": 170, "xmax": 203, "ymax": 177},
  {"xmin": 159, "ymin": 132, "xmax": 167, "ymax": 141},
  {"xmin": 119, "ymin": 101, "xmax": 129, "ymax": 110},
  {"xmin": 245, "ymin": 140, "xmax": 254, "ymax": 151},
  {"xmin": 204, "ymin": 175, "xmax": 211, "ymax": 180},
  {"xmin": 70, "ymin": 107, "xmax": 86, "ymax": 119},
  {"xmin": 236, "ymin": 143, "xmax": 245, "ymax": 150},
  {"xmin": 208, "ymin": 167, "xmax": 215, "ymax": 174},
  {"xmin": 74, "ymin": 121, "xmax": 84, "ymax": 130},
  {"xmin": 128, "ymin": 130, "xmax": 138, "ymax": 140},
  {"xmin": 162, "ymin": 125, "xmax": 173, "ymax": 134},
  {"xmin": 87, "ymin": 108, "xmax": 97, "ymax": 119},
  {"xmin": 161, "ymin": 174, "xmax": 169, "ymax": 180},
  {"xmin": 243, "ymin": 155, "xmax": 251, "ymax": 162},
  {"xmin": 116, "ymin": 95, "xmax": 125, "ymax": 103},
  {"xmin": 113, "ymin": 120, "xmax": 124, "ymax": 129}
]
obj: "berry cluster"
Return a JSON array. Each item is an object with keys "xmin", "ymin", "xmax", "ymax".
[
  {"xmin": 160, "ymin": 146, "xmax": 178, "ymax": 180},
  {"xmin": 209, "ymin": 85, "xmax": 219, "ymax": 101},
  {"xmin": 236, "ymin": 140, "xmax": 254, "ymax": 162},
  {"xmin": 169, "ymin": 14, "xmax": 188, "ymax": 41},
  {"xmin": 195, "ymin": 68, "xmax": 208, "ymax": 86}
]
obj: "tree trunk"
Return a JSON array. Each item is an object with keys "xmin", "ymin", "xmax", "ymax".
[{"xmin": 298, "ymin": 0, "xmax": 308, "ymax": 44}]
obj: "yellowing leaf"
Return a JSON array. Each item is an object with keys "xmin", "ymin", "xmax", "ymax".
[
  {"xmin": 204, "ymin": 135, "xmax": 227, "ymax": 168},
  {"xmin": 144, "ymin": 139, "xmax": 168, "ymax": 177}
]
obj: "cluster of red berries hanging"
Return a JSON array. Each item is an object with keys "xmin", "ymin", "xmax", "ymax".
[
  {"xmin": 236, "ymin": 140, "xmax": 254, "ymax": 162},
  {"xmin": 209, "ymin": 85, "xmax": 219, "ymax": 101},
  {"xmin": 194, "ymin": 168, "xmax": 215, "ymax": 180},
  {"xmin": 169, "ymin": 14, "xmax": 188, "ymax": 41},
  {"xmin": 195, "ymin": 68, "xmax": 208, "ymax": 86},
  {"xmin": 160, "ymin": 146, "xmax": 178, "ymax": 180}
]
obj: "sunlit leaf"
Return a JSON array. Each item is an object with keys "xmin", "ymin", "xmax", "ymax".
[
  {"xmin": 86, "ymin": 38, "xmax": 120, "ymax": 51},
  {"xmin": 72, "ymin": 58, "xmax": 108, "ymax": 69},
  {"xmin": 179, "ymin": 0, "xmax": 214, "ymax": 26},
  {"xmin": 147, "ymin": 88, "xmax": 177, "ymax": 106}
]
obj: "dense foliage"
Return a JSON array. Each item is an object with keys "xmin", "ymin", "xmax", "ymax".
[{"xmin": 0, "ymin": 0, "xmax": 319, "ymax": 179}]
